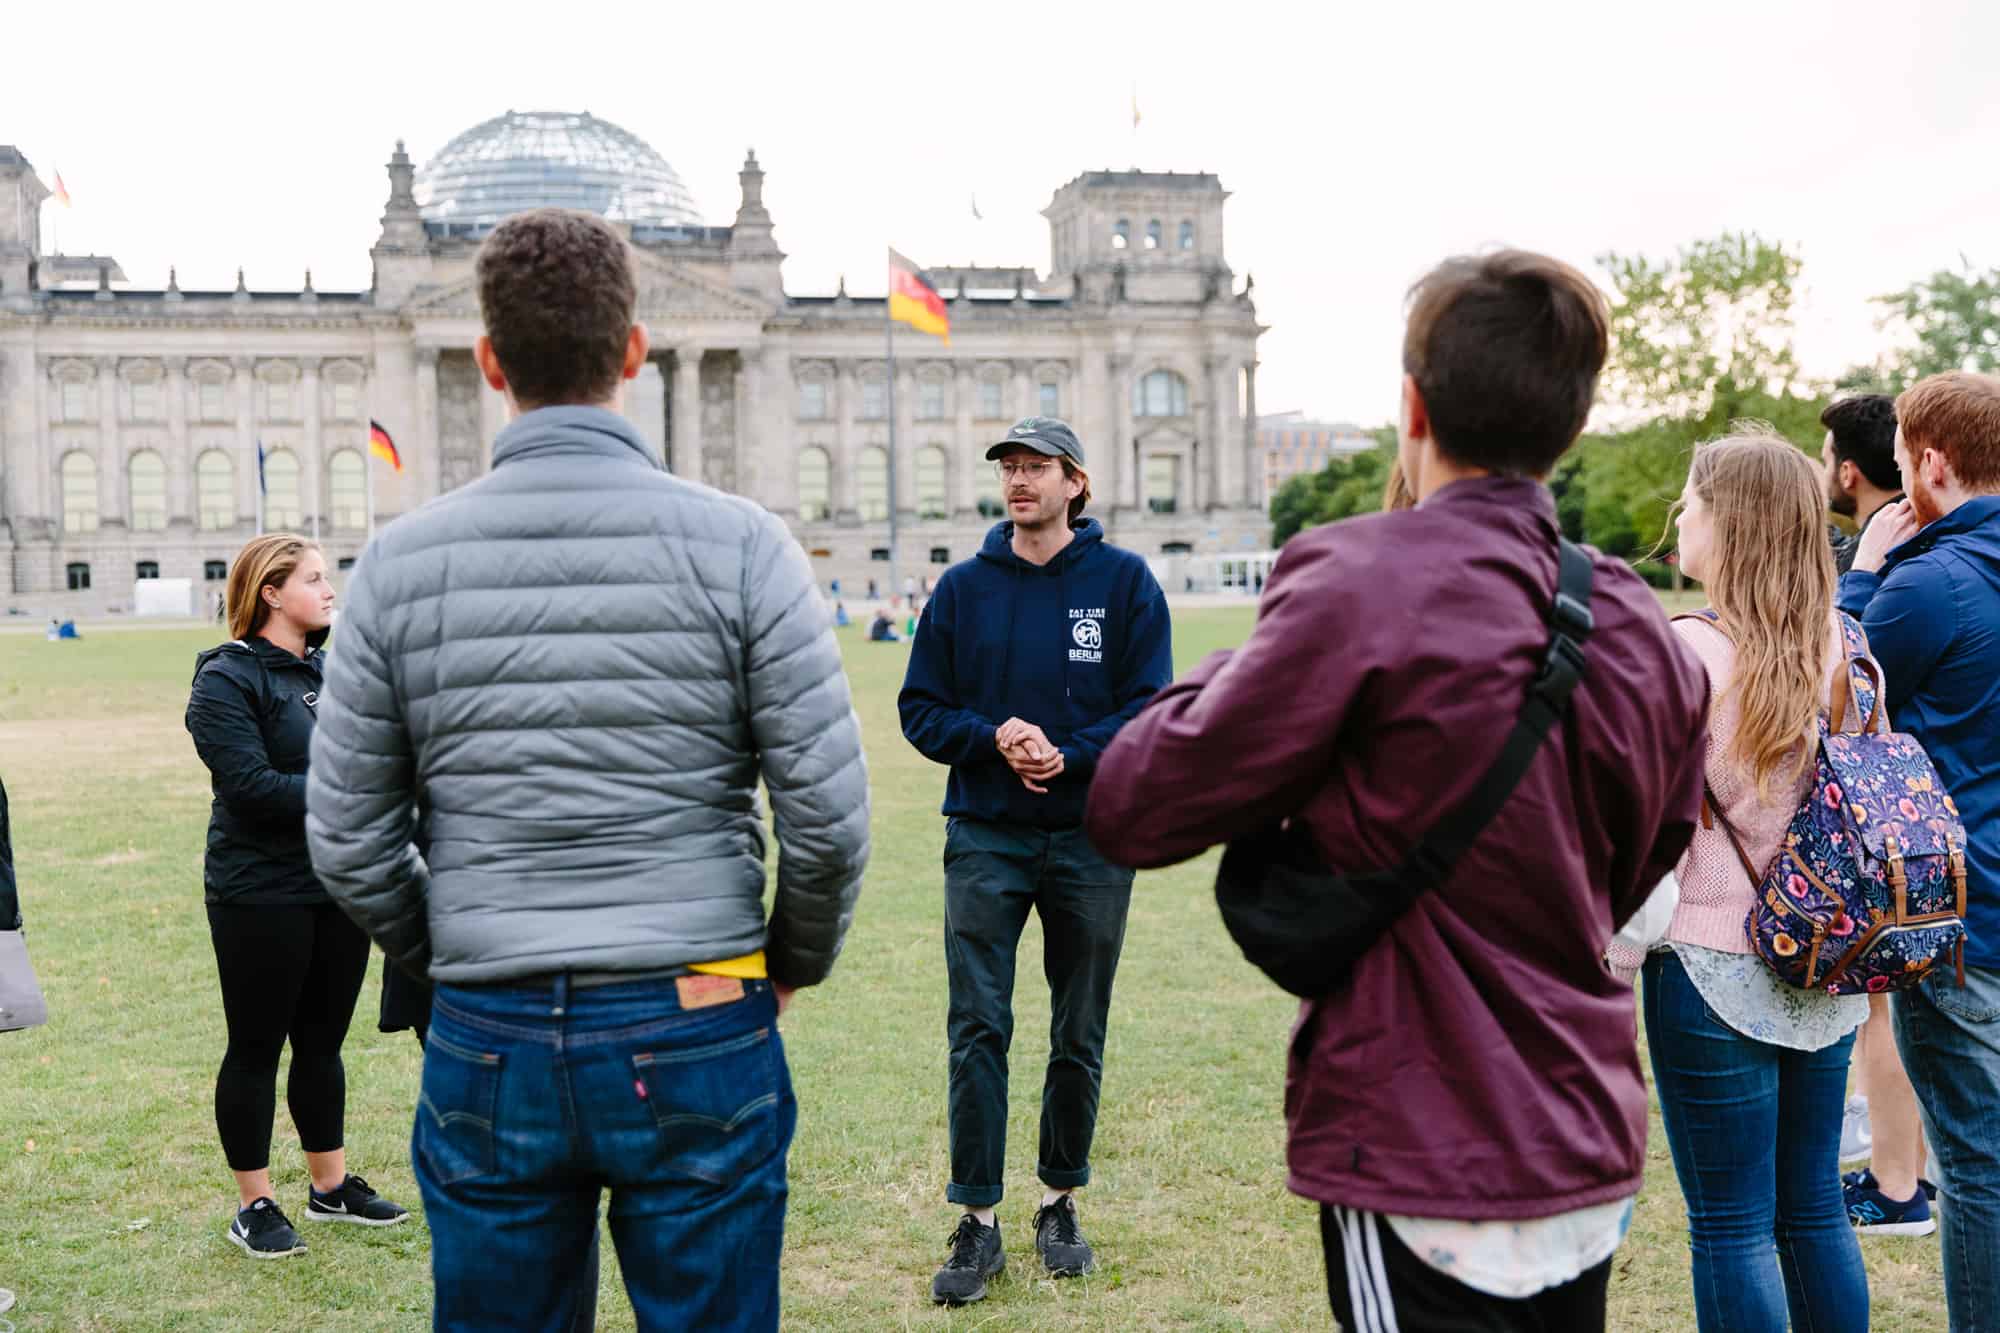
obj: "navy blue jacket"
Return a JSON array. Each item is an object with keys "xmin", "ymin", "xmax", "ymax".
[
  {"xmin": 1838, "ymin": 495, "xmax": 2000, "ymax": 968},
  {"xmin": 900, "ymin": 519, "xmax": 1171, "ymax": 830}
]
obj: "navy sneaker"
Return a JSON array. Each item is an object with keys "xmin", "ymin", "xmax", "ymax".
[
  {"xmin": 1844, "ymin": 1169, "xmax": 1937, "ymax": 1236},
  {"xmin": 1842, "ymin": 1168, "xmax": 1937, "ymax": 1202},
  {"xmin": 228, "ymin": 1197, "xmax": 308, "ymax": 1259},
  {"xmin": 304, "ymin": 1174, "xmax": 410, "ymax": 1227}
]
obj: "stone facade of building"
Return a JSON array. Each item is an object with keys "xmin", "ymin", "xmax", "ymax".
[{"xmin": 0, "ymin": 116, "xmax": 1267, "ymax": 613}]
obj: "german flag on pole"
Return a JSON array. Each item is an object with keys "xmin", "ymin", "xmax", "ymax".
[
  {"xmin": 888, "ymin": 248, "xmax": 949, "ymax": 345},
  {"xmin": 369, "ymin": 419, "xmax": 403, "ymax": 473}
]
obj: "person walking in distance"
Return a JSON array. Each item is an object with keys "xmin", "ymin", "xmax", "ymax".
[
  {"xmin": 306, "ymin": 208, "xmax": 868, "ymax": 1332},
  {"xmin": 899, "ymin": 417, "xmax": 1171, "ymax": 1305},
  {"xmin": 186, "ymin": 533, "xmax": 410, "ymax": 1260}
]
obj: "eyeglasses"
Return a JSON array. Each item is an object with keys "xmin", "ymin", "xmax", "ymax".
[{"xmin": 994, "ymin": 459, "xmax": 1057, "ymax": 481}]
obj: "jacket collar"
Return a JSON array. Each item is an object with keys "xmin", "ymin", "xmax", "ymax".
[
  {"xmin": 490, "ymin": 405, "xmax": 661, "ymax": 472},
  {"xmin": 1418, "ymin": 474, "xmax": 1560, "ymax": 531},
  {"xmin": 1883, "ymin": 494, "xmax": 2000, "ymax": 572}
]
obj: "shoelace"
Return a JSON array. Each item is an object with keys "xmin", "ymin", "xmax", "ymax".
[
  {"xmin": 943, "ymin": 1216, "xmax": 988, "ymax": 1269},
  {"xmin": 1040, "ymin": 1202, "xmax": 1082, "ymax": 1247}
]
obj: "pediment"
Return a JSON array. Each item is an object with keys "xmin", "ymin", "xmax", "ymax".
[{"xmin": 401, "ymin": 252, "xmax": 774, "ymax": 324}]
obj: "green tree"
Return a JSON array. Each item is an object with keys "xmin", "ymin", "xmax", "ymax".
[
  {"xmin": 1268, "ymin": 430, "xmax": 1398, "ymax": 544},
  {"xmin": 1861, "ymin": 260, "xmax": 2000, "ymax": 388}
]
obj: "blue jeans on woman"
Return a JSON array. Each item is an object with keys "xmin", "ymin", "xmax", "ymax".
[
  {"xmin": 416, "ymin": 974, "xmax": 795, "ymax": 1332},
  {"xmin": 1642, "ymin": 950, "xmax": 1867, "ymax": 1333}
]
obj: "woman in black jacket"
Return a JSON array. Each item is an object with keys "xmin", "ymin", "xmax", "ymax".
[{"xmin": 187, "ymin": 534, "xmax": 407, "ymax": 1259}]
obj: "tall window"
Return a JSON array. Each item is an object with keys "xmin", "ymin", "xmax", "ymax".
[
  {"xmin": 1145, "ymin": 220, "xmax": 1162, "ymax": 250},
  {"xmin": 857, "ymin": 446, "xmax": 890, "ymax": 521},
  {"xmin": 129, "ymin": 379, "xmax": 161, "ymax": 422},
  {"xmin": 1179, "ymin": 220, "xmax": 1196, "ymax": 250},
  {"xmin": 61, "ymin": 452, "xmax": 99, "ymax": 533},
  {"xmin": 860, "ymin": 377, "xmax": 888, "ymax": 421},
  {"xmin": 196, "ymin": 451, "xmax": 235, "ymax": 531},
  {"xmin": 1145, "ymin": 455, "xmax": 1181, "ymax": 514},
  {"xmin": 798, "ymin": 447, "xmax": 832, "ymax": 521},
  {"xmin": 916, "ymin": 446, "xmax": 949, "ymax": 519},
  {"xmin": 199, "ymin": 378, "xmax": 227, "ymax": 422},
  {"xmin": 918, "ymin": 379, "xmax": 947, "ymax": 421},
  {"xmin": 978, "ymin": 379, "xmax": 1004, "ymax": 420},
  {"xmin": 263, "ymin": 447, "xmax": 302, "ymax": 530},
  {"xmin": 262, "ymin": 377, "xmax": 296, "ymax": 420},
  {"xmin": 1134, "ymin": 370, "xmax": 1189, "ymax": 418},
  {"xmin": 331, "ymin": 380, "xmax": 360, "ymax": 420},
  {"xmin": 328, "ymin": 449, "xmax": 366, "ymax": 531},
  {"xmin": 129, "ymin": 450, "xmax": 167, "ymax": 531},
  {"xmin": 66, "ymin": 562, "xmax": 91, "ymax": 591},
  {"xmin": 1112, "ymin": 219, "xmax": 1130, "ymax": 250},
  {"xmin": 1039, "ymin": 381, "xmax": 1061, "ymax": 418},
  {"xmin": 61, "ymin": 380, "xmax": 91, "ymax": 422},
  {"xmin": 798, "ymin": 381, "xmax": 829, "ymax": 421}
]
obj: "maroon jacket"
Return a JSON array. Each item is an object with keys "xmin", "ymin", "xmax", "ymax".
[{"xmin": 1086, "ymin": 478, "xmax": 1708, "ymax": 1219}]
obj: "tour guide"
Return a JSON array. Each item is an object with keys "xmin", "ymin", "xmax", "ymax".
[{"xmin": 898, "ymin": 417, "xmax": 1171, "ymax": 1304}]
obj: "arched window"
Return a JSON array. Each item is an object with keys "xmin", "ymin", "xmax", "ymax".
[
  {"xmin": 1112, "ymin": 219, "xmax": 1130, "ymax": 250},
  {"xmin": 857, "ymin": 446, "xmax": 890, "ymax": 521},
  {"xmin": 129, "ymin": 450, "xmax": 167, "ymax": 531},
  {"xmin": 798, "ymin": 447, "xmax": 832, "ymax": 521},
  {"xmin": 1145, "ymin": 220, "xmax": 1162, "ymax": 250},
  {"xmin": 263, "ymin": 448, "xmax": 302, "ymax": 530},
  {"xmin": 1180, "ymin": 220, "xmax": 1196, "ymax": 250},
  {"xmin": 916, "ymin": 446, "xmax": 949, "ymax": 519},
  {"xmin": 61, "ymin": 452, "xmax": 99, "ymax": 533},
  {"xmin": 328, "ymin": 449, "xmax": 366, "ymax": 531},
  {"xmin": 196, "ymin": 450, "xmax": 235, "ymax": 531},
  {"xmin": 1133, "ymin": 370, "xmax": 1190, "ymax": 418}
]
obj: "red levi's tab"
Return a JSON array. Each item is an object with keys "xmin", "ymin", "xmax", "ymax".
[{"xmin": 675, "ymin": 974, "xmax": 747, "ymax": 1010}]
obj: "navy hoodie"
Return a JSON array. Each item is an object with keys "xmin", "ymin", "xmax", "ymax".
[{"xmin": 899, "ymin": 518, "xmax": 1171, "ymax": 829}]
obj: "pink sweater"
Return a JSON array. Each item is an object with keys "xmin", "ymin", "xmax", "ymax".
[{"xmin": 1664, "ymin": 612, "xmax": 1869, "ymax": 953}]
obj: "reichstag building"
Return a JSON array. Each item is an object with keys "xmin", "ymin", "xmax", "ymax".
[{"xmin": 0, "ymin": 111, "xmax": 1268, "ymax": 609}]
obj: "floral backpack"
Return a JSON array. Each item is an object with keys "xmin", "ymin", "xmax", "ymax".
[{"xmin": 1678, "ymin": 609, "xmax": 1969, "ymax": 994}]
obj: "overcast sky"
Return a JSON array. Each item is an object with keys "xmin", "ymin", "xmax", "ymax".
[{"xmin": 8, "ymin": 0, "xmax": 1995, "ymax": 427}]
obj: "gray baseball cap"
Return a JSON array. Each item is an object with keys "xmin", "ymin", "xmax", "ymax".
[{"xmin": 985, "ymin": 416, "xmax": 1085, "ymax": 465}]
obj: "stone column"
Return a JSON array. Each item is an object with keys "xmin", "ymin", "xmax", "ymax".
[
  {"xmin": 1108, "ymin": 353, "xmax": 1135, "ymax": 511},
  {"xmin": 414, "ymin": 347, "xmax": 441, "ymax": 500},
  {"xmin": 754, "ymin": 343, "xmax": 793, "ymax": 514},
  {"xmin": 478, "ymin": 364, "xmax": 507, "ymax": 463},
  {"xmin": 834, "ymin": 360, "xmax": 858, "ymax": 519},
  {"xmin": 300, "ymin": 358, "xmax": 323, "ymax": 540},
  {"xmin": 672, "ymin": 349, "xmax": 702, "ymax": 481},
  {"xmin": 952, "ymin": 362, "xmax": 976, "ymax": 516},
  {"xmin": 163, "ymin": 357, "xmax": 190, "ymax": 526},
  {"xmin": 233, "ymin": 356, "xmax": 257, "ymax": 527},
  {"xmin": 97, "ymin": 358, "xmax": 123, "ymax": 527},
  {"xmin": 625, "ymin": 358, "xmax": 667, "ymax": 462},
  {"xmin": 1011, "ymin": 359, "xmax": 1034, "ymax": 422},
  {"xmin": 1207, "ymin": 354, "xmax": 1234, "ymax": 513},
  {"xmin": 1241, "ymin": 359, "xmax": 1260, "ymax": 509},
  {"xmin": 893, "ymin": 359, "xmax": 917, "ymax": 523}
]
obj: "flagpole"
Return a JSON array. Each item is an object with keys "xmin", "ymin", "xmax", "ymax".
[
  {"xmin": 885, "ymin": 275, "xmax": 901, "ymax": 608},
  {"xmin": 254, "ymin": 442, "xmax": 265, "ymax": 536}
]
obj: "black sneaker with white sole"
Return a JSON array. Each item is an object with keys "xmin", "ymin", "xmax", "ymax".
[
  {"xmin": 1034, "ymin": 1194, "xmax": 1095, "ymax": 1276},
  {"xmin": 304, "ymin": 1174, "xmax": 410, "ymax": 1227},
  {"xmin": 931, "ymin": 1214, "xmax": 1004, "ymax": 1305},
  {"xmin": 229, "ymin": 1197, "xmax": 308, "ymax": 1259}
]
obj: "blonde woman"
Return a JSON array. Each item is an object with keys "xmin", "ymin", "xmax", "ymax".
[
  {"xmin": 185, "ymin": 535, "xmax": 407, "ymax": 1258},
  {"xmin": 1636, "ymin": 432, "xmax": 1872, "ymax": 1331}
]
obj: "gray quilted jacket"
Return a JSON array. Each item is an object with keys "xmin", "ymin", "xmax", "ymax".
[{"xmin": 305, "ymin": 406, "xmax": 868, "ymax": 987}]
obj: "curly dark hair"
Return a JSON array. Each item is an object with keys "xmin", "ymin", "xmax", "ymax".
[
  {"xmin": 1402, "ymin": 250, "xmax": 1609, "ymax": 478},
  {"xmin": 1818, "ymin": 394, "xmax": 1901, "ymax": 491},
  {"xmin": 475, "ymin": 209, "xmax": 637, "ymax": 408}
]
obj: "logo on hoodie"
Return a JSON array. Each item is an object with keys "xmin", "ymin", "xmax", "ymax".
[{"xmin": 1069, "ymin": 608, "xmax": 1104, "ymax": 663}]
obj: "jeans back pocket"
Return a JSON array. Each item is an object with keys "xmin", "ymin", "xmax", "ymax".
[
  {"xmin": 631, "ymin": 1026, "xmax": 784, "ymax": 1187},
  {"xmin": 416, "ymin": 1031, "xmax": 503, "ymax": 1186}
]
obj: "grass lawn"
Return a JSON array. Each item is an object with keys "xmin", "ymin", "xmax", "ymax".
[{"xmin": 0, "ymin": 606, "xmax": 1946, "ymax": 1329}]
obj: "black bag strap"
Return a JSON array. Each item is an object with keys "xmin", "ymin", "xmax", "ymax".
[{"xmin": 1399, "ymin": 538, "xmax": 1596, "ymax": 886}]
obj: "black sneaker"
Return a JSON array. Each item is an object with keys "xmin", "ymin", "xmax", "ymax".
[
  {"xmin": 228, "ymin": 1198, "xmax": 308, "ymax": 1259},
  {"xmin": 931, "ymin": 1214, "xmax": 1004, "ymax": 1305},
  {"xmin": 304, "ymin": 1174, "xmax": 410, "ymax": 1227},
  {"xmin": 1034, "ymin": 1194, "xmax": 1095, "ymax": 1277}
]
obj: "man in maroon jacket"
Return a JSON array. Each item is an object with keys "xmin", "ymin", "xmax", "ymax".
[{"xmin": 1086, "ymin": 250, "xmax": 1710, "ymax": 1330}]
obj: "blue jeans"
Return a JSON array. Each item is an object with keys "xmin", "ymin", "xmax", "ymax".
[
  {"xmin": 1642, "ymin": 951, "xmax": 1867, "ymax": 1333},
  {"xmin": 1893, "ymin": 964, "xmax": 2000, "ymax": 1331},
  {"xmin": 416, "ymin": 975, "xmax": 795, "ymax": 1333},
  {"xmin": 943, "ymin": 818, "xmax": 1133, "ymax": 1207}
]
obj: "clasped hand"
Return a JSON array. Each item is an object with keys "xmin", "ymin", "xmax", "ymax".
[{"xmin": 996, "ymin": 717, "xmax": 1065, "ymax": 794}]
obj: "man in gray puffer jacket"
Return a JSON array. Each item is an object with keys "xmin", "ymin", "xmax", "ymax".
[{"xmin": 306, "ymin": 207, "xmax": 867, "ymax": 1332}]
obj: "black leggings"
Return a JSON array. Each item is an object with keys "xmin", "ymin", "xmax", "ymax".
[{"xmin": 207, "ymin": 901, "xmax": 371, "ymax": 1172}]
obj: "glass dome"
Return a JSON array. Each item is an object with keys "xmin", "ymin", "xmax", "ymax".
[{"xmin": 415, "ymin": 110, "xmax": 704, "ymax": 233}]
